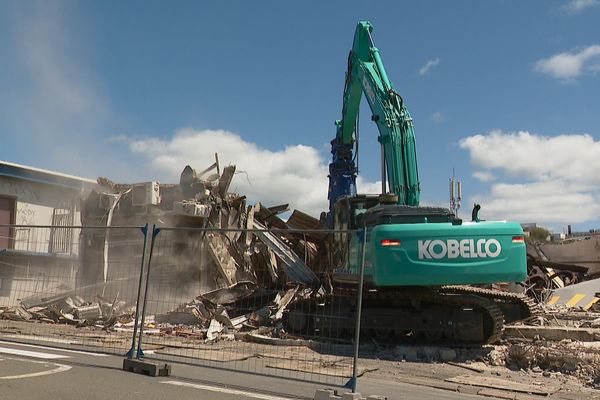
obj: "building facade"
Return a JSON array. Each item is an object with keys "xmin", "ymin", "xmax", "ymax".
[{"xmin": 0, "ymin": 160, "xmax": 98, "ymax": 304}]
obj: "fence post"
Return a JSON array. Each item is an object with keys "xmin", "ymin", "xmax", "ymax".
[
  {"xmin": 126, "ymin": 224, "xmax": 149, "ymax": 359},
  {"xmin": 350, "ymin": 226, "xmax": 367, "ymax": 393},
  {"xmin": 136, "ymin": 224, "xmax": 160, "ymax": 359}
]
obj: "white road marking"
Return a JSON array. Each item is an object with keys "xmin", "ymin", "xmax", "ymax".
[
  {"xmin": 161, "ymin": 380, "xmax": 296, "ymax": 400},
  {"xmin": 0, "ymin": 340, "xmax": 108, "ymax": 357},
  {"xmin": 0, "ymin": 357, "xmax": 71, "ymax": 380},
  {"xmin": 0, "ymin": 346, "xmax": 69, "ymax": 359}
]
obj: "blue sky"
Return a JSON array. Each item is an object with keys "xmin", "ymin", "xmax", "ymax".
[{"xmin": 1, "ymin": 1, "xmax": 599, "ymax": 232}]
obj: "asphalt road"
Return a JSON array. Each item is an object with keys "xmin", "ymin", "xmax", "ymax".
[{"xmin": 0, "ymin": 340, "xmax": 492, "ymax": 400}]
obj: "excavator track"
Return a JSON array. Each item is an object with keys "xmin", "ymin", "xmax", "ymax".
[
  {"xmin": 440, "ymin": 285, "xmax": 542, "ymax": 324},
  {"xmin": 284, "ymin": 286, "xmax": 506, "ymax": 345}
]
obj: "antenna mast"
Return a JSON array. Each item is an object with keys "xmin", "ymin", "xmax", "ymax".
[{"xmin": 449, "ymin": 169, "xmax": 461, "ymax": 217}]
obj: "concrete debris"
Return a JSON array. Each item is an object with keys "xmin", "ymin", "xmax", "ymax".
[
  {"xmin": 504, "ymin": 325, "xmax": 600, "ymax": 342},
  {"xmin": 273, "ymin": 287, "xmax": 298, "ymax": 320},
  {"xmin": 503, "ymin": 340, "xmax": 600, "ymax": 386},
  {"xmin": 0, "ymin": 294, "xmax": 134, "ymax": 328},
  {"xmin": 487, "ymin": 348, "xmax": 507, "ymax": 366},
  {"xmin": 0, "ymin": 305, "xmax": 33, "ymax": 321},
  {"xmin": 133, "ymin": 284, "xmax": 315, "ymax": 343},
  {"xmin": 76, "ymin": 304, "xmax": 103, "ymax": 323},
  {"xmin": 393, "ymin": 345, "xmax": 463, "ymax": 363},
  {"xmin": 206, "ymin": 319, "xmax": 224, "ymax": 341},
  {"xmin": 172, "ymin": 200, "xmax": 211, "ymax": 218}
]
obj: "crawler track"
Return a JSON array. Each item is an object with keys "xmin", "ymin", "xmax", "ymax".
[
  {"xmin": 284, "ymin": 286, "xmax": 538, "ymax": 345},
  {"xmin": 441, "ymin": 285, "xmax": 542, "ymax": 324}
]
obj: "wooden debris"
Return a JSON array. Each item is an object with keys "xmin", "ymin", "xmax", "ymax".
[
  {"xmin": 445, "ymin": 361, "xmax": 485, "ymax": 373},
  {"xmin": 445, "ymin": 374, "xmax": 558, "ymax": 395}
]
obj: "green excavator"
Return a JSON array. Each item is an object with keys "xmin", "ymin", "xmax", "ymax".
[{"xmin": 286, "ymin": 21, "xmax": 536, "ymax": 344}]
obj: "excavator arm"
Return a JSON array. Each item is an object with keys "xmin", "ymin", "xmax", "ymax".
[{"xmin": 328, "ymin": 21, "xmax": 420, "ymax": 219}]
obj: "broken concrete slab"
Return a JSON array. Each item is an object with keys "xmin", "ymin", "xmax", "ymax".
[
  {"xmin": 504, "ymin": 325, "xmax": 600, "ymax": 342},
  {"xmin": 206, "ymin": 232, "xmax": 239, "ymax": 286}
]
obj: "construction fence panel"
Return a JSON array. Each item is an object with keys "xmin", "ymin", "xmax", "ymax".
[
  {"xmin": 139, "ymin": 226, "xmax": 361, "ymax": 386},
  {"xmin": 0, "ymin": 225, "xmax": 148, "ymax": 356}
]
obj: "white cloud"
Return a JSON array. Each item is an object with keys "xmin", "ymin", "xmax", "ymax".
[
  {"xmin": 128, "ymin": 128, "xmax": 381, "ymax": 217},
  {"xmin": 459, "ymin": 130, "xmax": 600, "ymax": 225},
  {"xmin": 431, "ymin": 112, "xmax": 445, "ymax": 123},
  {"xmin": 357, "ymin": 178, "xmax": 383, "ymax": 195},
  {"xmin": 472, "ymin": 171, "xmax": 496, "ymax": 183},
  {"xmin": 471, "ymin": 181, "xmax": 600, "ymax": 225},
  {"xmin": 459, "ymin": 130, "xmax": 600, "ymax": 183},
  {"xmin": 562, "ymin": 0, "xmax": 600, "ymax": 14},
  {"xmin": 534, "ymin": 45, "xmax": 600, "ymax": 81},
  {"xmin": 418, "ymin": 58, "xmax": 440, "ymax": 76}
]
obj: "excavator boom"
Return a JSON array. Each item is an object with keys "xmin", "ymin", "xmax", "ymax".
[{"xmin": 328, "ymin": 21, "xmax": 420, "ymax": 221}]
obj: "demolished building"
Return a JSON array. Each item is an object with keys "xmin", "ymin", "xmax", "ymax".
[{"xmin": 77, "ymin": 157, "xmax": 321, "ymax": 316}]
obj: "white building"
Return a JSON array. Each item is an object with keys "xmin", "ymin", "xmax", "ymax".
[{"xmin": 0, "ymin": 160, "xmax": 98, "ymax": 304}]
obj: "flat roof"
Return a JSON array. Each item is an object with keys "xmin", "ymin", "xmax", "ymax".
[{"xmin": 0, "ymin": 160, "xmax": 99, "ymax": 191}]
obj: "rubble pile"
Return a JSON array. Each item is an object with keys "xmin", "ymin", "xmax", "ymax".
[
  {"xmin": 0, "ymin": 284, "xmax": 318, "ymax": 346},
  {"xmin": 485, "ymin": 340, "xmax": 600, "ymax": 387},
  {"xmin": 150, "ymin": 284, "xmax": 314, "ymax": 342},
  {"xmin": 0, "ymin": 294, "xmax": 133, "ymax": 328},
  {"xmin": 538, "ymin": 308, "xmax": 600, "ymax": 328}
]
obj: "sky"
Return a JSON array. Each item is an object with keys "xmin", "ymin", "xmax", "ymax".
[{"xmin": 0, "ymin": 1, "xmax": 599, "ymax": 233}]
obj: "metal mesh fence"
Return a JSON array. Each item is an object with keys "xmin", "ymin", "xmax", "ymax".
[
  {"xmin": 0, "ymin": 223, "xmax": 363, "ymax": 386},
  {"xmin": 136, "ymin": 226, "xmax": 359, "ymax": 385},
  {"xmin": 0, "ymin": 225, "xmax": 147, "ymax": 356}
]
